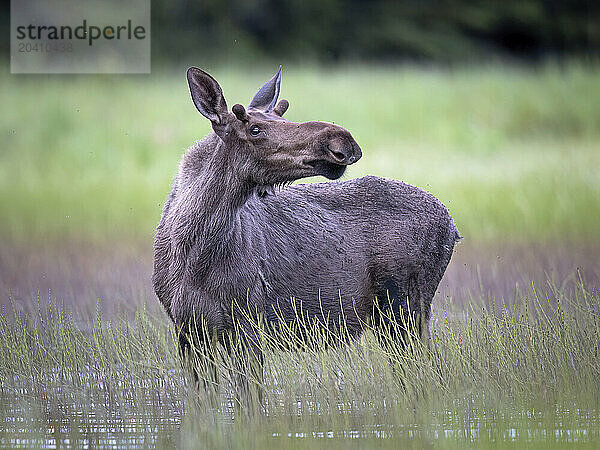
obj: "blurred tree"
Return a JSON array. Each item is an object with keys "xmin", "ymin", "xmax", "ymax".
[{"xmin": 3, "ymin": 0, "xmax": 599, "ymax": 64}]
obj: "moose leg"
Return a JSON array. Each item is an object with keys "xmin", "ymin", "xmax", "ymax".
[
  {"xmin": 373, "ymin": 279, "xmax": 411, "ymax": 348},
  {"xmin": 237, "ymin": 339, "xmax": 264, "ymax": 412},
  {"xmin": 373, "ymin": 276, "xmax": 433, "ymax": 385},
  {"xmin": 177, "ymin": 323, "xmax": 219, "ymax": 396},
  {"xmin": 224, "ymin": 328, "xmax": 264, "ymax": 417},
  {"xmin": 408, "ymin": 272, "xmax": 435, "ymax": 349},
  {"xmin": 371, "ymin": 299, "xmax": 410, "ymax": 394},
  {"xmin": 227, "ymin": 292, "xmax": 267, "ymax": 415}
]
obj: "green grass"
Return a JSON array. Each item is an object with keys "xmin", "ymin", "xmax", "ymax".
[
  {"xmin": 1, "ymin": 62, "xmax": 599, "ymax": 244},
  {"xmin": 1, "ymin": 280, "xmax": 599, "ymax": 448},
  {"xmin": 2, "ymin": 62, "xmax": 599, "ymax": 448}
]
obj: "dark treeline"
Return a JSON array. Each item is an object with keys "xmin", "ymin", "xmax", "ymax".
[
  {"xmin": 3, "ymin": 0, "xmax": 598, "ymax": 64},
  {"xmin": 152, "ymin": 0, "xmax": 598, "ymax": 63}
]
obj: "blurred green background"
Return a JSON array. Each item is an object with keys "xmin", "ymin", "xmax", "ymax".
[
  {"xmin": 2, "ymin": 64, "xmax": 599, "ymax": 245},
  {"xmin": 1, "ymin": 0, "xmax": 599, "ymax": 245}
]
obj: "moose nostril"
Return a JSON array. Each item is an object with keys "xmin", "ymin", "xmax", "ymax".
[
  {"xmin": 331, "ymin": 150, "xmax": 346, "ymax": 162},
  {"xmin": 327, "ymin": 141, "xmax": 348, "ymax": 162}
]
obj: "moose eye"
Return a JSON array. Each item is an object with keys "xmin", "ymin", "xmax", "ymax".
[{"xmin": 249, "ymin": 125, "xmax": 261, "ymax": 136}]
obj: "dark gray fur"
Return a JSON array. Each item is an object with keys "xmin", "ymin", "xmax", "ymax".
[{"xmin": 153, "ymin": 67, "xmax": 459, "ymax": 388}]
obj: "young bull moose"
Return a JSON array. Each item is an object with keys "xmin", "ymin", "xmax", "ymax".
[{"xmin": 152, "ymin": 66, "xmax": 460, "ymax": 401}]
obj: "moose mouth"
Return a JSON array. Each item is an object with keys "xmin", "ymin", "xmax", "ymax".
[{"xmin": 307, "ymin": 159, "xmax": 347, "ymax": 180}]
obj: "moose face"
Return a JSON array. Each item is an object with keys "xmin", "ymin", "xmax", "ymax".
[{"xmin": 186, "ymin": 66, "xmax": 362, "ymax": 187}]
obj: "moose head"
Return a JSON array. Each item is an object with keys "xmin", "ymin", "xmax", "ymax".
[{"xmin": 186, "ymin": 66, "xmax": 362, "ymax": 188}]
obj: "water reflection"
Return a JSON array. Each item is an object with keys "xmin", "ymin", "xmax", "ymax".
[{"xmin": 2, "ymin": 393, "xmax": 598, "ymax": 447}]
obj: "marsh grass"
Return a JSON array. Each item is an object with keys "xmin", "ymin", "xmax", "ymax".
[{"xmin": 1, "ymin": 278, "xmax": 599, "ymax": 448}]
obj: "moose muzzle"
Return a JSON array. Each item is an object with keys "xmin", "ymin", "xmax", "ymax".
[{"xmin": 326, "ymin": 135, "xmax": 362, "ymax": 165}]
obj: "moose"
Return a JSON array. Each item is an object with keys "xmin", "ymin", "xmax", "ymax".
[{"xmin": 152, "ymin": 66, "xmax": 460, "ymax": 401}]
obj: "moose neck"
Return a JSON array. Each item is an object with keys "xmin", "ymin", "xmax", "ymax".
[{"xmin": 178, "ymin": 135, "xmax": 255, "ymax": 262}]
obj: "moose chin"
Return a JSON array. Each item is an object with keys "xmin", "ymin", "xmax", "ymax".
[{"xmin": 152, "ymin": 65, "xmax": 460, "ymax": 405}]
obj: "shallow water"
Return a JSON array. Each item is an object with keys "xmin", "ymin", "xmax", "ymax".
[{"xmin": 1, "ymin": 394, "xmax": 599, "ymax": 448}]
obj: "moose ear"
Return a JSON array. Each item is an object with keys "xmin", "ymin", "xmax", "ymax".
[
  {"xmin": 248, "ymin": 65, "xmax": 282, "ymax": 112},
  {"xmin": 187, "ymin": 67, "xmax": 228, "ymax": 124}
]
